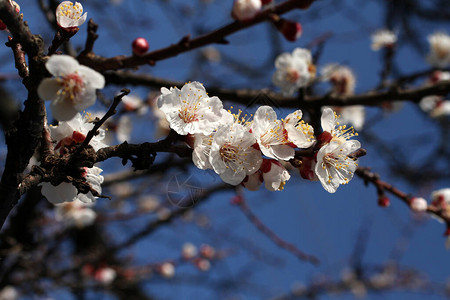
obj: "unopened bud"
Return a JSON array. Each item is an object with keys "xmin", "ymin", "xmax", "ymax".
[
  {"xmin": 132, "ymin": 37, "xmax": 149, "ymax": 56},
  {"xmin": 410, "ymin": 197, "xmax": 428, "ymax": 212},
  {"xmin": 274, "ymin": 18, "xmax": 303, "ymax": 42},
  {"xmin": 200, "ymin": 244, "xmax": 215, "ymax": 259},
  {"xmin": 378, "ymin": 196, "xmax": 390, "ymax": 207},
  {"xmin": 232, "ymin": 0, "xmax": 262, "ymax": 21}
]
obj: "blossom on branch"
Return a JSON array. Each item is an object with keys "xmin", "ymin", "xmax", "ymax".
[
  {"xmin": 371, "ymin": 29, "xmax": 397, "ymax": 50},
  {"xmin": 232, "ymin": 0, "xmax": 262, "ymax": 21},
  {"xmin": 157, "ymin": 82, "xmax": 229, "ymax": 135},
  {"xmin": 251, "ymin": 106, "xmax": 296, "ymax": 161},
  {"xmin": 209, "ymin": 122, "xmax": 262, "ymax": 185},
  {"xmin": 315, "ymin": 140, "xmax": 360, "ymax": 193},
  {"xmin": 272, "ymin": 48, "xmax": 316, "ymax": 95},
  {"xmin": 56, "ymin": 1, "xmax": 87, "ymax": 28},
  {"xmin": 319, "ymin": 107, "xmax": 359, "ymax": 145},
  {"xmin": 282, "ymin": 110, "xmax": 315, "ymax": 148},
  {"xmin": 40, "ymin": 113, "xmax": 106, "ymax": 204},
  {"xmin": 426, "ymin": 32, "xmax": 450, "ymax": 68},
  {"xmin": 38, "ymin": 55, "xmax": 105, "ymax": 121},
  {"xmin": 54, "ymin": 199, "xmax": 97, "ymax": 228}
]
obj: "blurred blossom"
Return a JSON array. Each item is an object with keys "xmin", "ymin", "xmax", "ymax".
[
  {"xmin": 159, "ymin": 262, "xmax": 175, "ymax": 278},
  {"xmin": 122, "ymin": 94, "xmax": 148, "ymax": 116},
  {"xmin": 272, "ymin": 48, "xmax": 315, "ymax": 95},
  {"xmin": 0, "ymin": 286, "xmax": 18, "ymax": 300},
  {"xmin": 426, "ymin": 32, "xmax": 450, "ymax": 68},
  {"xmin": 232, "ymin": 0, "xmax": 261, "ymax": 21},
  {"xmin": 410, "ymin": 197, "xmax": 428, "ymax": 212},
  {"xmin": 182, "ymin": 242, "xmax": 198, "ymax": 259},
  {"xmin": 194, "ymin": 258, "xmax": 211, "ymax": 271},
  {"xmin": 38, "ymin": 55, "xmax": 104, "ymax": 121},
  {"xmin": 138, "ymin": 195, "xmax": 160, "ymax": 212},
  {"xmin": 200, "ymin": 46, "xmax": 222, "ymax": 63},
  {"xmin": 371, "ymin": 29, "xmax": 397, "ymax": 50},
  {"xmin": 55, "ymin": 199, "xmax": 96, "ymax": 228}
]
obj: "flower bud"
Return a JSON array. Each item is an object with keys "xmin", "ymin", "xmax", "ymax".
[
  {"xmin": 410, "ymin": 197, "xmax": 428, "ymax": 212},
  {"xmin": 274, "ymin": 18, "xmax": 303, "ymax": 42},
  {"xmin": 378, "ymin": 196, "xmax": 390, "ymax": 207},
  {"xmin": 261, "ymin": 0, "xmax": 272, "ymax": 5},
  {"xmin": 232, "ymin": 0, "xmax": 262, "ymax": 21},
  {"xmin": 132, "ymin": 37, "xmax": 149, "ymax": 56}
]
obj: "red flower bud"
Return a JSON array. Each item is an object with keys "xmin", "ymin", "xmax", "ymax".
[
  {"xmin": 261, "ymin": 0, "xmax": 272, "ymax": 5},
  {"xmin": 132, "ymin": 38, "xmax": 149, "ymax": 56},
  {"xmin": 275, "ymin": 19, "xmax": 303, "ymax": 42},
  {"xmin": 378, "ymin": 196, "xmax": 390, "ymax": 207}
]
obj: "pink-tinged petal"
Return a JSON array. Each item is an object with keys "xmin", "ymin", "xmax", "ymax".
[
  {"xmin": 41, "ymin": 182, "xmax": 78, "ymax": 204},
  {"xmin": 37, "ymin": 78, "xmax": 61, "ymax": 101},
  {"xmin": 45, "ymin": 55, "xmax": 79, "ymax": 76},
  {"xmin": 51, "ymin": 99, "xmax": 79, "ymax": 121}
]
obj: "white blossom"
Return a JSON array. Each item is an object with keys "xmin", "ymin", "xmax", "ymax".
[
  {"xmin": 410, "ymin": 197, "xmax": 428, "ymax": 212},
  {"xmin": 40, "ymin": 114, "xmax": 106, "ymax": 204},
  {"xmin": 261, "ymin": 159, "xmax": 290, "ymax": 191},
  {"xmin": 272, "ymin": 48, "xmax": 315, "ymax": 96},
  {"xmin": 157, "ymin": 82, "xmax": 228, "ymax": 135},
  {"xmin": 38, "ymin": 55, "xmax": 105, "ymax": 121},
  {"xmin": 371, "ymin": 29, "xmax": 397, "ymax": 50},
  {"xmin": 232, "ymin": 0, "xmax": 261, "ymax": 21},
  {"xmin": 0, "ymin": 286, "xmax": 18, "ymax": 300},
  {"xmin": 251, "ymin": 106, "xmax": 295, "ymax": 160},
  {"xmin": 41, "ymin": 166, "xmax": 104, "ymax": 204},
  {"xmin": 54, "ymin": 199, "xmax": 96, "ymax": 228},
  {"xmin": 182, "ymin": 243, "xmax": 198, "ymax": 259},
  {"xmin": 426, "ymin": 32, "xmax": 450, "ymax": 68},
  {"xmin": 315, "ymin": 140, "xmax": 360, "ymax": 193},
  {"xmin": 160, "ymin": 262, "xmax": 175, "ymax": 278},
  {"xmin": 56, "ymin": 1, "xmax": 87, "ymax": 28},
  {"xmin": 320, "ymin": 107, "xmax": 359, "ymax": 144},
  {"xmin": 321, "ymin": 64, "xmax": 356, "ymax": 95},
  {"xmin": 94, "ymin": 267, "xmax": 116, "ymax": 285},
  {"xmin": 209, "ymin": 123, "xmax": 262, "ymax": 185},
  {"xmin": 283, "ymin": 109, "xmax": 316, "ymax": 148}
]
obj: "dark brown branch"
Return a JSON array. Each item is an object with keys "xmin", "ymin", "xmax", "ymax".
[
  {"xmin": 78, "ymin": 0, "xmax": 317, "ymax": 72},
  {"xmin": 80, "ymin": 89, "xmax": 130, "ymax": 149},
  {"xmin": 355, "ymin": 167, "xmax": 450, "ymax": 229},
  {"xmin": 104, "ymin": 71, "xmax": 450, "ymax": 108}
]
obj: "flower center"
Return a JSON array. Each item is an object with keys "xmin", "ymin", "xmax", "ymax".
[
  {"xmin": 285, "ymin": 69, "xmax": 300, "ymax": 83},
  {"xmin": 57, "ymin": 2, "xmax": 84, "ymax": 21},
  {"xmin": 220, "ymin": 143, "xmax": 239, "ymax": 162},
  {"xmin": 57, "ymin": 73, "xmax": 84, "ymax": 103}
]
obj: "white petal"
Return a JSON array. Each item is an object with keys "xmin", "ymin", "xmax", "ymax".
[
  {"xmin": 46, "ymin": 55, "xmax": 79, "ymax": 76},
  {"xmin": 40, "ymin": 182, "xmax": 78, "ymax": 204},
  {"xmin": 37, "ymin": 78, "xmax": 61, "ymax": 101},
  {"xmin": 78, "ymin": 65, "xmax": 105, "ymax": 89},
  {"xmin": 321, "ymin": 107, "xmax": 336, "ymax": 132},
  {"xmin": 50, "ymin": 99, "xmax": 79, "ymax": 121}
]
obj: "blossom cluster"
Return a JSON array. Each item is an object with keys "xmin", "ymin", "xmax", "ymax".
[
  {"xmin": 157, "ymin": 82, "xmax": 362, "ymax": 193},
  {"xmin": 40, "ymin": 113, "xmax": 106, "ymax": 204}
]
